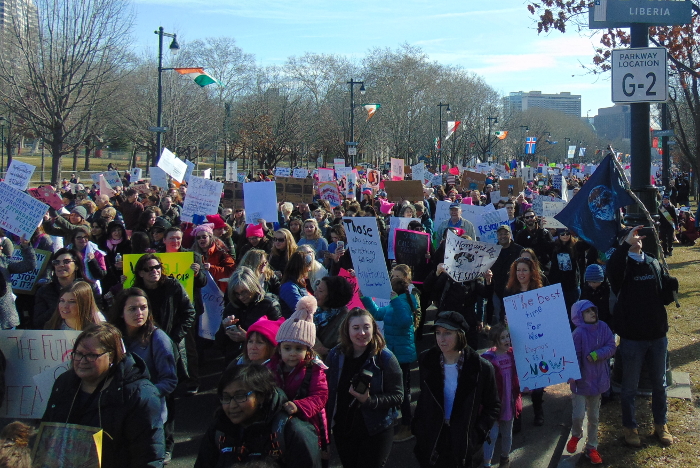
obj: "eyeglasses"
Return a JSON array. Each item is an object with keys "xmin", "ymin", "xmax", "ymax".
[
  {"xmin": 52, "ymin": 259, "xmax": 76, "ymax": 266},
  {"xmin": 524, "ymin": 215, "xmax": 536, "ymax": 220},
  {"xmin": 219, "ymin": 390, "xmax": 254, "ymax": 405},
  {"xmin": 196, "ymin": 235, "xmax": 210, "ymax": 240},
  {"xmin": 71, "ymin": 351, "xmax": 109, "ymax": 362},
  {"xmin": 74, "ymin": 236, "xmax": 88, "ymax": 240},
  {"xmin": 141, "ymin": 264, "xmax": 162, "ymax": 273},
  {"xmin": 273, "ymin": 238, "xmax": 285, "ymax": 243}
]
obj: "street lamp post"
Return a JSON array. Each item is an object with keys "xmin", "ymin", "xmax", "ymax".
[
  {"xmin": 564, "ymin": 137, "xmax": 571, "ymax": 163},
  {"xmin": 347, "ymin": 78, "xmax": 365, "ymax": 167},
  {"xmin": 154, "ymin": 27, "xmax": 180, "ymax": 168},
  {"xmin": 487, "ymin": 116, "xmax": 498, "ymax": 163},
  {"xmin": 541, "ymin": 131, "xmax": 551, "ymax": 167},
  {"xmin": 519, "ymin": 125, "xmax": 529, "ymax": 163},
  {"xmin": 0, "ymin": 117, "xmax": 5, "ymax": 174},
  {"xmin": 437, "ymin": 102, "xmax": 451, "ymax": 170}
]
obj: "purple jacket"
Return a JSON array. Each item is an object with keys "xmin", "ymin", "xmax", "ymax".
[{"xmin": 570, "ymin": 300, "xmax": 616, "ymax": 396}]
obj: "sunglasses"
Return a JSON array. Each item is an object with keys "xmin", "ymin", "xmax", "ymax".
[
  {"xmin": 52, "ymin": 259, "xmax": 76, "ymax": 266},
  {"xmin": 524, "ymin": 215, "xmax": 536, "ymax": 220},
  {"xmin": 196, "ymin": 235, "xmax": 210, "ymax": 240},
  {"xmin": 273, "ymin": 238, "xmax": 285, "ymax": 243},
  {"xmin": 141, "ymin": 264, "xmax": 162, "ymax": 273}
]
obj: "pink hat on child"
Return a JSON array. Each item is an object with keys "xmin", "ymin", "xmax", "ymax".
[
  {"xmin": 247, "ymin": 316, "xmax": 286, "ymax": 347},
  {"xmin": 276, "ymin": 296, "xmax": 317, "ymax": 348}
]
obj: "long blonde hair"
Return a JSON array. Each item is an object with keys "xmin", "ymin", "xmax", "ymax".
[
  {"xmin": 271, "ymin": 228, "xmax": 298, "ymax": 263},
  {"xmin": 45, "ymin": 281, "xmax": 101, "ymax": 330}
]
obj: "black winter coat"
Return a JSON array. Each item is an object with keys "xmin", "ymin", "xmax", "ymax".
[
  {"xmin": 490, "ymin": 241, "xmax": 523, "ymax": 298},
  {"xmin": 412, "ymin": 346, "xmax": 500, "ymax": 467},
  {"xmin": 141, "ymin": 277, "xmax": 196, "ymax": 344},
  {"xmin": 42, "ymin": 354, "xmax": 165, "ymax": 468}
]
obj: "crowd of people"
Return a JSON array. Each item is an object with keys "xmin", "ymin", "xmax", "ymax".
[{"xmin": 0, "ymin": 164, "xmax": 684, "ymax": 468}]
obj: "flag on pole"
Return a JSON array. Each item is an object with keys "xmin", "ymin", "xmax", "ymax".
[
  {"xmin": 579, "ymin": 147, "xmax": 587, "ymax": 157},
  {"xmin": 364, "ymin": 103, "xmax": 381, "ymax": 121},
  {"xmin": 445, "ymin": 121, "xmax": 461, "ymax": 141},
  {"xmin": 434, "ymin": 138, "xmax": 441, "ymax": 151},
  {"xmin": 494, "ymin": 131, "xmax": 508, "ymax": 140},
  {"xmin": 173, "ymin": 68, "xmax": 220, "ymax": 87},
  {"xmin": 525, "ymin": 137, "xmax": 537, "ymax": 154},
  {"xmin": 568, "ymin": 145, "xmax": 577, "ymax": 159}
]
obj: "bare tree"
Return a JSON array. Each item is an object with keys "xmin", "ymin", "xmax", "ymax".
[{"xmin": 0, "ymin": 0, "xmax": 134, "ymax": 184}]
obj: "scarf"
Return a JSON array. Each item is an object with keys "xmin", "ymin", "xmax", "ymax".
[{"xmin": 106, "ymin": 237, "xmax": 123, "ymax": 253}]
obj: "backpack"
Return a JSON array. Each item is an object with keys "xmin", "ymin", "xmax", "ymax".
[{"xmin": 215, "ymin": 411, "xmax": 290, "ymax": 464}]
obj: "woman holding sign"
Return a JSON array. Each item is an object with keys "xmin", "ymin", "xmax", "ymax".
[
  {"xmin": 503, "ymin": 257, "xmax": 547, "ymax": 427},
  {"xmin": 0, "ymin": 235, "xmax": 35, "ymax": 330}
]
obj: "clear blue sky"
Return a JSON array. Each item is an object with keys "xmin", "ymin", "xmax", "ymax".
[{"xmin": 133, "ymin": 0, "xmax": 612, "ymax": 117}]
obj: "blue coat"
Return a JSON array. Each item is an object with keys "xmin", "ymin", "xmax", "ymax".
[{"xmin": 361, "ymin": 294, "xmax": 417, "ymax": 364}]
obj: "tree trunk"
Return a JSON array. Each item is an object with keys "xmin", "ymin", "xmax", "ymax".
[
  {"xmin": 72, "ymin": 146, "xmax": 79, "ymax": 172},
  {"xmin": 84, "ymin": 143, "xmax": 92, "ymax": 171},
  {"xmin": 51, "ymin": 144, "xmax": 62, "ymax": 186}
]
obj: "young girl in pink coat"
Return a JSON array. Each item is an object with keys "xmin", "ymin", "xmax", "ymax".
[{"xmin": 267, "ymin": 295, "xmax": 329, "ymax": 464}]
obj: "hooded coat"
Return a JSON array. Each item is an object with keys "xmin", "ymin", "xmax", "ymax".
[
  {"xmin": 361, "ymin": 294, "xmax": 417, "ymax": 364},
  {"xmin": 570, "ymin": 300, "xmax": 616, "ymax": 396}
]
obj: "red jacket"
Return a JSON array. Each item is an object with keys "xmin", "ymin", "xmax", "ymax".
[{"xmin": 202, "ymin": 240, "xmax": 235, "ymax": 293}]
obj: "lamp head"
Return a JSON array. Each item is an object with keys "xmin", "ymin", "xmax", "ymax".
[
  {"xmin": 359, "ymin": 83, "xmax": 366, "ymax": 95},
  {"xmin": 446, "ymin": 105, "xmax": 451, "ymax": 114},
  {"xmin": 169, "ymin": 36, "xmax": 180, "ymax": 55}
]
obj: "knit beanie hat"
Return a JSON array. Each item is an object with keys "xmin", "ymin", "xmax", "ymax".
[
  {"xmin": 71, "ymin": 205, "xmax": 88, "ymax": 219},
  {"xmin": 275, "ymin": 295, "xmax": 317, "ymax": 349},
  {"xmin": 585, "ymin": 264, "xmax": 605, "ymax": 283},
  {"xmin": 247, "ymin": 316, "xmax": 285, "ymax": 347},
  {"xmin": 379, "ymin": 199, "xmax": 395, "ymax": 215},
  {"xmin": 206, "ymin": 214, "xmax": 228, "ymax": 230},
  {"xmin": 245, "ymin": 223, "xmax": 264, "ymax": 239},
  {"xmin": 192, "ymin": 223, "xmax": 214, "ymax": 238}
]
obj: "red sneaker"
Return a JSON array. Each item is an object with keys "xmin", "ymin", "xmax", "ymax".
[
  {"xmin": 585, "ymin": 448, "xmax": 603, "ymax": 465},
  {"xmin": 566, "ymin": 436, "xmax": 580, "ymax": 453}
]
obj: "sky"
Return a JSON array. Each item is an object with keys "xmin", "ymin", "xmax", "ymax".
[{"xmin": 132, "ymin": 0, "xmax": 614, "ymax": 117}]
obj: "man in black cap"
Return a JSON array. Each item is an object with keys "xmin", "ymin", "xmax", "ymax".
[
  {"xmin": 435, "ymin": 202, "xmax": 477, "ymax": 241},
  {"xmin": 489, "ymin": 225, "xmax": 523, "ymax": 325}
]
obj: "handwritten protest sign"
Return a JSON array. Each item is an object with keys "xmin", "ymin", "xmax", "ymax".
[
  {"xmin": 390, "ymin": 158, "xmax": 405, "ymax": 181},
  {"xmin": 433, "ymin": 200, "xmax": 452, "ymax": 233},
  {"xmin": 475, "ymin": 208, "xmax": 509, "ymax": 244},
  {"xmin": 132, "ymin": 183, "xmax": 151, "ymax": 194},
  {"xmin": 243, "ymin": 181, "xmax": 278, "ymax": 224},
  {"xmin": 530, "ymin": 194, "xmax": 561, "ymax": 216},
  {"xmin": 542, "ymin": 201, "xmax": 567, "ymax": 229},
  {"xmin": 387, "ymin": 217, "xmax": 420, "ymax": 260},
  {"xmin": 158, "ymin": 147, "xmax": 187, "ymax": 182},
  {"xmin": 0, "ymin": 330, "xmax": 81, "ymax": 418},
  {"xmin": 503, "ymin": 284, "xmax": 581, "ymax": 390},
  {"xmin": 181, "ymin": 176, "xmax": 224, "ymax": 223},
  {"xmin": 199, "ymin": 272, "xmax": 225, "ymax": 340},
  {"xmin": 461, "ymin": 170, "xmax": 487, "ymax": 191},
  {"xmin": 394, "ymin": 229, "xmax": 430, "ymax": 271},
  {"xmin": 149, "ymin": 166, "xmax": 168, "ymax": 189},
  {"xmin": 274, "ymin": 167, "xmax": 292, "ymax": 177},
  {"xmin": 32, "ymin": 422, "xmax": 101, "ymax": 468},
  {"xmin": 5, "ymin": 160, "xmax": 35, "ymax": 191},
  {"xmin": 10, "ymin": 246, "xmax": 51, "ymax": 294},
  {"xmin": 318, "ymin": 168, "xmax": 335, "ymax": 182},
  {"xmin": 335, "ymin": 166, "xmax": 352, "ymax": 180},
  {"xmin": 183, "ymin": 159, "xmax": 195, "ymax": 183},
  {"xmin": 343, "ymin": 217, "xmax": 391, "ymax": 300},
  {"xmin": 99, "ymin": 174, "xmax": 115, "ymax": 198},
  {"xmin": 334, "ymin": 158, "xmax": 346, "ymax": 168},
  {"xmin": 411, "ymin": 162, "xmax": 425, "ymax": 183},
  {"xmin": 460, "ymin": 204, "xmax": 487, "ymax": 229},
  {"xmin": 293, "ymin": 168, "xmax": 308, "ymax": 179},
  {"xmin": 0, "ymin": 182, "xmax": 49, "ymax": 239},
  {"xmin": 318, "ymin": 181, "xmax": 341, "ymax": 207},
  {"xmin": 123, "ymin": 252, "xmax": 194, "ymax": 299},
  {"xmin": 443, "ymin": 231, "xmax": 501, "ymax": 283},
  {"xmin": 338, "ymin": 268, "xmax": 364, "ymax": 310},
  {"xmin": 222, "ymin": 182, "xmax": 244, "ymax": 210},
  {"xmin": 130, "ymin": 167, "xmax": 143, "ymax": 182},
  {"xmin": 27, "ymin": 186, "xmax": 63, "ymax": 210},
  {"xmin": 90, "ymin": 170, "xmax": 122, "ymax": 187}
]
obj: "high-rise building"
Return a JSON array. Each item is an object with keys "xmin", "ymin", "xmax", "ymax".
[
  {"xmin": 504, "ymin": 91, "xmax": 582, "ymax": 117},
  {"xmin": 594, "ymin": 105, "xmax": 631, "ymax": 141},
  {"xmin": 0, "ymin": 0, "xmax": 38, "ymax": 49}
]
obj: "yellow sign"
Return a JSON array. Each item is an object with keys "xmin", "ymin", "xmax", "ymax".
[{"xmin": 123, "ymin": 252, "xmax": 195, "ymax": 299}]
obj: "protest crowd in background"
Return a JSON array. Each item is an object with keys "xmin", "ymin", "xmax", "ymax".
[{"xmin": 0, "ymin": 152, "xmax": 685, "ymax": 467}]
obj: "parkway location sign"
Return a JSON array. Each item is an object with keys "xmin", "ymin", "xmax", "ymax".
[{"xmin": 611, "ymin": 47, "xmax": 667, "ymax": 103}]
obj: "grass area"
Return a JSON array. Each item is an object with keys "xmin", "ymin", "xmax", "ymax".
[{"xmin": 587, "ymin": 220, "xmax": 700, "ymax": 467}]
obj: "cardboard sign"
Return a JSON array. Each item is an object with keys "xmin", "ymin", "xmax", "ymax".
[
  {"xmin": 0, "ymin": 182, "xmax": 49, "ymax": 239},
  {"xmin": 132, "ymin": 183, "xmax": 151, "ymax": 194},
  {"xmin": 198, "ymin": 272, "xmax": 225, "ymax": 340},
  {"xmin": 0, "ymin": 330, "xmax": 81, "ymax": 418},
  {"xmin": 383, "ymin": 180, "xmax": 423, "ymax": 202},
  {"xmin": 461, "ymin": 170, "xmax": 487, "ymax": 191},
  {"xmin": 275, "ymin": 177, "xmax": 314, "ymax": 204},
  {"xmin": 394, "ymin": 229, "xmax": 430, "ymax": 271},
  {"xmin": 28, "ymin": 185, "xmax": 64, "ymax": 210},
  {"xmin": 342, "ymin": 217, "xmax": 391, "ymax": 300},
  {"xmin": 158, "ymin": 147, "xmax": 187, "ymax": 182},
  {"xmin": 243, "ymin": 181, "xmax": 278, "ymax": 224},
  {"xmin": 10, "ymin": 246, "xmax": 51, "ymax": 295},
  {"xmin": 181, "ymin": 176, "xmax": 224, "ymax": 223},
  {"xmin": 123, "ymin": 252, "xmax": 195, "ymax": 299},
  {"xmin": 5, "ymin": 160, "xmax": 35, "ymax": 191},
  {"xmin": 503, "ymin": 284, "xmax": 581, "ymax": 391},
  {"xmin": 443, "ymin": 231, "xmax": 501, "ymax": 283},
  {"xmin": 497, "ymin": 178, "xmax": 524, "ymax": 197},
  {"xmin": 222, "ymin": 182, "xmax": 245, "ymax": 210},
  {"xmin": 318, "ymin": 181, "xmax": 342, "ymax": 207}
]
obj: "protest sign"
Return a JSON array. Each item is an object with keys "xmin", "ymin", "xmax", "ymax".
[
  {"xmin": 0, "ymin": 329, "xmax": 81, "ymax": 418},
  {"xmin": 181, "ymin": 176, "xmax": 224, "ymax": 223},
  {"xmin": 32, "ymin": 422, "xmax": 101, "ymax": 468},
  {"xmin": 475, "ymin": 162, "xmax": 492, "ymax": 173},
  {"xmin": 28, "ymin": 185, "xmax": 64, "ymax": 210},
  {"xmin": 475, "ymin": 208, "xmax": 509, "ymax": 244},
  {"xmin": 274, "ymin": 177, "xmax": 314, "ymax": 204},
  {"xmin": 394, "ymin": 229, "xmax": 430, "ymax": 271},
  {"xmin": 335, "ymin": 166, "xmax": 352, "ymax": 180},
  {"xmin": 443, "ymin": 231, "xmax": 501, "ymax": 283},
  {"xmin": 503, "ymin": 283, "xmax": 581, "ymax": 391},
  {"xmin": 433, "ymin": 200, "xmax": 452, "ymax": 230},
  {"xmin": 552, "ymin": 174, "xmax": 564, "ymax": 192},
  {"xmin": 243, "ymin": 181, "xmax": 278, "ymax": 224},
  {"xmin": 542, "ymin": 201, "xmax": 568, "ymax": 229},
  {"xmin": 411, "ymin": 162, "xmax": 425, "ymax": 183},
  {"xmin": 225, "ymin": 160, "xmax": 237, "ymax": 182},
  {"xmin": 99, "ymin": 174, "xmax": 115, "ymax": 198},
  {"xmin": 367, "ymin": 169, "xmax": 381, "ymax": 188},
  {"xmin": 237, "ymin": 173, "xmax": 247, "ymax": 183},
  {"xmin": 460, "ymin": 203, "xmax": 487, "ymax": 229},
  {"xmin": 222, "ymin": 182, "xmax": 244, "ymax": 210},
  {"xmin": 90, "ymin": 170, "xmax": 122, "ymax": 188},
  {"xmin": 490, "ymin": 190, "xmax": 504, "ymax": 203},
  {"xmin": 494, "ymin": 165, "xmax": 510, "ymax": 178},
  {"xmin": 123, "ymin": 252, "xmax": 195, "ymax": 299},
  {"xmin": 530, "ymin": 194, "xmax": 562, "ymax": 216},
  {"xmin": 10, "ymin": 246, "xmax": 51, "ymax": 295},
  {"xmin": 334, "ymin": 158, "xmax": 346, "ymax": 168},
  {"xmin": 132, "ymin": 183, "xmax": 151, "ymax": 194},
  {"xmin": 383, "ymin": 180, "xmax": 423, "ymax": 202},
  {"xmin": 274, "ymin": 167, "xmax": 292, "ymax": 177},
  {"xmin": 5, "ymin": 160, "xmax": 35, "ymax": 191},
  {"xmin": 130, "ymin": 167, "xmax": 143, "ymax": 182},
  {"xmin": 430, "ymin": 173, "xmax": 443, "ymax": 187},
  {"xmin": 390, "ymin": 158, "xmax": 404, "ymax": 181},
  {"xmin": 293, "ymin": 168, "xmax": 308, "ymax": 179},
  {"xmin": 318, "ymin": 181, "xmax": 342, "ymax": 207},
  {"xmin": 518, "ymin": 166, "xmax": 535, "ymax": 181},
  {"xmin": 184, "ymin": 159, "xmax": 196, "ymax": 183},
  {"xmin": 157, "ymin": 147, "xmax": 187, "ymax": 182},
  {"xmin": 199, "ymin": 272, "xmax": 226, "ymax": 340},
  {"xmin": 342, "ymin": 217, "xmax": 391, "ymax": 300},
  {"xmin": 318, "ymin": 168, "xmax": 335, "ymax": 182},
  {"xmin": 461, "ymin": 170, "xmax": 487, "ymax": 191},
  {"xmin": 0, "ymin": 182, "xmax": 49, "ymax": 239},
  {"xmin": 149, "ymin": 166, "xmax": 168, "ymax": 189},
  {"xmin": 387, "ymin": 217, "xmax": 420, "ymax": 260},
  {"xmin": 497, "ymin": 178, "xmax": 524, "ymax": 197},
  {"xmin": 338, "ymin": 268, "xmax": 364, "ymax": 310}
]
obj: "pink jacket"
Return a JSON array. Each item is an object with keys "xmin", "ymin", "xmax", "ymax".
[
  {"xmin": 266, "ymin": 354, "xmax": 329, "ymax": 445},
  {"xmin": 482, "ymin": 348, "xmax": 523, "ymax": 420}
]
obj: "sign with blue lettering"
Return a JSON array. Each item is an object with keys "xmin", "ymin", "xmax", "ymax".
[
  {"xmin": 611, "ymin": 47, "xmax": 667, "ymax": 103},
  {"xmin": 589, "ymin": 0, "xmax": 692, "ymax": 28}
]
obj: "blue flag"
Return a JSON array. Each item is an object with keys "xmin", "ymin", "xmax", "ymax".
[
  {"xmin": 525, "ymin": 137, "xmax": 537, "ymax": 154},
  {"xmin": 554, "ymin": 154, "xmax": 634, "ymax": 252}
]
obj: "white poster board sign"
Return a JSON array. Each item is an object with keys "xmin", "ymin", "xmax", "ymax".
[
  {"xmin": 0, "ymin": 330, "xmax": 81, "ymax": 418},
  {"xmin": 443, "ymin": 231, "xmax": 501, "ymax": 282},
  {"xmin": 181, "ymin": 176, "xmax": 224, "ymax": 223},
  {"xmin": 243, "ymin": 181, "xmax": 279, "ymax": 224},
  {"xmin": 0, "ymin": 182, "xmax": 49, "ymax": 239},
  {"xmin": 334, "ymin": 158, "xmax": 346, "ymax": 168},
  {"xmin": 460, "ymin": 204, "xmax": 487, "ymax": 230},
  {"xmin": 475, "ymin": 208, "xmax": 510, "ymax": 244},
  {"xmin": 90, "ymin": 170, "xmax": 122, "ymax": 188},
  {"xmin": 433, "ymin": 200, "xmax": 452, "ymax": 231},
  {"xmin": 335, "ymin": 166, "xmax": 352, "ymax": 180},
  {"xmin": 157, "ymin": 147, "xmax": 187, "ymax": 183},
  {"xmin": 149, "ymin": 167, "xmax": 168, "ymax": 189},
  {"xmin": 343, "ymin": 217, "xmax": 391, "ymax": 300},
  {"xmin": 198, "ymin": 272, "xmax": 225, "ymax": 340},
  {"xmin": 411, "ymin": 162, "xmax": 425, "ymax": 183},
  {"xmin": 431, "ymin": 173, "xmax": 443, "ymax": 187},
  {"xmin": 5, "ymin": 160, "xmax": 35, "ymax": 191},
  {"xmin": 387, "ymin": 216, "xmax": 420, "ymax": 260},
  {"xmin": 275, "ymin": 167, "xmax": 292, "ymax": 178},
  {"xmin": 293, "ymin": 168, "xmax": 308, "ymax": 179},
  {"xmin": 130, "ymin": 167, "xmax": 143, "ymax": 182},
  {"xmin": 542, "ymin": 201, "xmax": 568, "ymax": 229},
  {"xmin": 391, "ymin": 158, "xmax": 405, "ymax": 180},
  {"xmin": 184, "ymin": 159, "xmax": 196, "ymax": 183},
  {"xmin": 503, "ymin": 284, "xmax": 581, "ymax": 391},
  {"xmin": 318, "ymin": 168, "xmax": 335, "ymax": 182}
]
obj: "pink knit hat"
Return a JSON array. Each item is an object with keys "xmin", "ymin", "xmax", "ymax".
[
  {"xmin": 246, "ymin": 223, "xmax": 264, "ymax": 238},
  {"xmin": 192, "ymin": 223, "xmax": 214, "ymax": 238},
  {"xmin": 461, "ymin": 197, "xmax": 473, "ymax": 205},
  {"xmin": 276, "ymin": 295, "xmax": 317, "ymax": 349},
  {"xmin": 247, "ymin": 316, "xmax": 285, "ymax": 347},
  {"xmin": 379, "ymin": 199, "xmax": 395, "ymax": 215}
]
